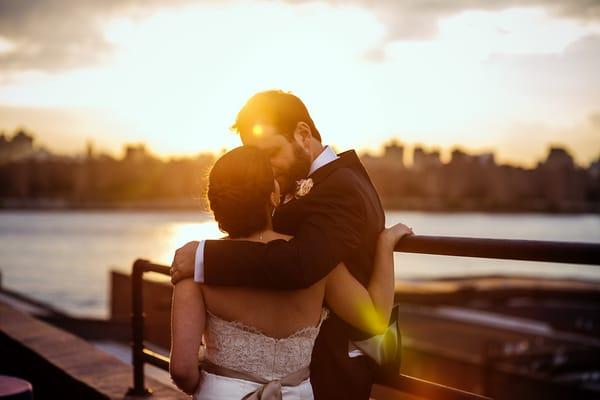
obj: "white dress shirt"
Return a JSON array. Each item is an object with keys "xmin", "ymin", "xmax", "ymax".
[{"xmin": 194, "ymin": 146, "xmax": 339, "ymax": 283}]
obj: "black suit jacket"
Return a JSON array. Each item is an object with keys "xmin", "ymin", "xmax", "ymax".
[{"xmin": 203, "ymin": 150, "xmax": 385, "ymax": 399}]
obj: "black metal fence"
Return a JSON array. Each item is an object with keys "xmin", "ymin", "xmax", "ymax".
[{"xmin": 127, "ymin": 235, "xmax": 600, "ymax": 399}]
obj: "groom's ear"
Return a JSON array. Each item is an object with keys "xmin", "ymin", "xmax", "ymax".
[{"xmin": 293, "ymin": 122, "xmax": 312, "ymax": 149}]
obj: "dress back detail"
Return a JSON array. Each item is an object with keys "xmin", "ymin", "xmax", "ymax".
[{"xmin": 203, "ymin": 309, "xmax": 329, "ymax": 381}]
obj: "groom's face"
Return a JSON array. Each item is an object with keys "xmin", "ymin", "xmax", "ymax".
[{"xmin": 242, "ymin": 123, "xmax": 311, "ymax": 196}]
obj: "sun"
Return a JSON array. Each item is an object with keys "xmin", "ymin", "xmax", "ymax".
[{"xmin": 84, "ymin": 2, "xmax": 385, "ymax": 156}]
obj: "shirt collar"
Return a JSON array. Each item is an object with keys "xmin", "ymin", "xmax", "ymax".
[{"xmin": 308, "ymin": 145, "xmax": 339, "ymax": 176}]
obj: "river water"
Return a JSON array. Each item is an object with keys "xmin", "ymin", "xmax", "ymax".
[{"xmin": 1, "ymin": 210, "xmax": 599, "ymax": 318}]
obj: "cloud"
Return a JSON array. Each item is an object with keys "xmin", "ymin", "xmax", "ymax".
[
  {"xmin": 0, "ymin": 0, "xmax": 202, "ymax": 72},
  {"xmin": 290, "ymin": 0, "xmax": 600, "ymax": 61},
  {"xmin": 0, "ymin": 1, "xmax": 105, "ymax": 71},
  {"xmin": 290, "ymin": 1, "xmax": 600, "ymax": 38},
  {"xmin": 590, "ymin": 111, "xmax": 600, "ymax": 128},
  {"xmin": 0, "ymin": 0, "xmax": 599, "ymax": 72},
  {"xmin": 486, "ymin": 34, "xmax": 600, "ymax": 114}
]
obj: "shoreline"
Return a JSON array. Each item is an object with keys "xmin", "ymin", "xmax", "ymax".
[{"xmin": 1, "ymin": 202, "xmax": 598, "ymax": 215}]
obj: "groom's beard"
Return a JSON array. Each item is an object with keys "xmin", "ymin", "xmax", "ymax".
[{"xmin": 278, "ymin": 143, "xmax": 311, "ymax": 197}]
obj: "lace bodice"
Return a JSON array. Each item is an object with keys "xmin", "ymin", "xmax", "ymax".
[{"xmin": 203, "ymin": 309, "xmax": 328, "ymax": 381}]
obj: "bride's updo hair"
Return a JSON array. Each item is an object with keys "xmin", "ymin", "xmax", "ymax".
[{"xmin": 208, "ymin": 146, "xmax": 274, "ymax": 238}]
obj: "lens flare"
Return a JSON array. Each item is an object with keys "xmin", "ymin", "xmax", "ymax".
[
  {"xmin": 357, "ymin": 301, "xmax": 388, "ymax": 334},
  {"xmin": 252, "ymin": 124, "xmax": 264, "ymax": 137}
]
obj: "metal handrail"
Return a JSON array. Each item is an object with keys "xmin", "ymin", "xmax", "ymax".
[
  {"xmin": 127, "ymin": 235, "xmax": 600, "ymax": 398},
  {"xmin": 394, "ymin": 235, "xmax": 600, "ymax": 265}
]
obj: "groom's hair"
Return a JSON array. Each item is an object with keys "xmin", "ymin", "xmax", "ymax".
[
  {"xmin": 208, "ymin": 146, "xmax": 274, "ymax": 238},
  {"xmin": 232, "ymin": 90, "xmax": 322, "ymax": 143}
]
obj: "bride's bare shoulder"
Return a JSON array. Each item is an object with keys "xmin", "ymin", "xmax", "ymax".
[{"xmin": 222, "ymin": 231, "xmax": 292, "ymax": 242}]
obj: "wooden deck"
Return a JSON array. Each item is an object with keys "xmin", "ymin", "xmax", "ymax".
[{"xmin": 0, "ymin": 299, "xmax": 186, "ymax": 399}]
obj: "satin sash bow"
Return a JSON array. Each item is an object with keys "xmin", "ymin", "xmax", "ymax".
[{"xmin": 202, "ymin": 361, "xmax": 310, "ymax": 400}]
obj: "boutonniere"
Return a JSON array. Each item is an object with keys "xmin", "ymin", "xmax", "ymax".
[{"xmin": 295, "ymin": 178, "xmax": 314, "ymax": 199}]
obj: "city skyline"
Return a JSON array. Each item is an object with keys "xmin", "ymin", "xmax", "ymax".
[
  {"xmin": 1, "ymin": 127, "xmax": 597, "ymax": 170},
  {"xmin": 0, "ymin": 1, "xmax": 599, "ymax": 167},
  {"xmin": 0, "ymin": 127, "xmax": 600, "ymax": 170},
  {"xmin": 2, "ymin": 128, "xmax": 598, "ymax": 214}
]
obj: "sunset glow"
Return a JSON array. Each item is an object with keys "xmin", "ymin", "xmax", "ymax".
[{"xmin": 0, "ymin": 1, "xmax": 598, "ymax": 166}]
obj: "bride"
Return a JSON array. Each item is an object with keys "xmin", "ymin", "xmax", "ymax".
[{"xmin": 169, "ymin": 146, "xmax": 412, "ymax": 399}]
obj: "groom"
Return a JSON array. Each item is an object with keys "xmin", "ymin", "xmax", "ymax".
[{"xmin": 171, "ymin": 90, "xmax": 386, "ymax": 399}]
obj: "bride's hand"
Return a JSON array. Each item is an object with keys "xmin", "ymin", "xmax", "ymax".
[
  {"xmin": 379, "ymin": 223, "xmax": 414, "ymax": 247},
  {"xmin": 171, "ymin": 241, "xmax": 199, "ymax": 284}
]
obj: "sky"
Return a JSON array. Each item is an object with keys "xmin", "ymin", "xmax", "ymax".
[{"xmin": 0, "ymin": 0, "xmax": 599, "ymax": 167}]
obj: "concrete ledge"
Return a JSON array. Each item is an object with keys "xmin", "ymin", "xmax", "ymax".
[{"xmin": 0, "ymin": 300, "xmax": 186, "ymax": 399}]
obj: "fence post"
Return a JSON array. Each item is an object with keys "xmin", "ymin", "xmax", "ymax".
[{"xmin": 127, "ymin": 259, "xmax": 152, "ymax": 397}]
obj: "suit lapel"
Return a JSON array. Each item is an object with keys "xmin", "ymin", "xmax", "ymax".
[
  {"xmin": 309, "ymin": 150, "xmax": 366, "ymax": 186},
  {"xmin": 273, "ymin": 149, "xmax": 368, "ymax": 232}
]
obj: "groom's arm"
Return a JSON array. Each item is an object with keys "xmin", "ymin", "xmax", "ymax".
[{"xmin": 176, "ymin": 169, "xmax": 366, "ymax": 289}]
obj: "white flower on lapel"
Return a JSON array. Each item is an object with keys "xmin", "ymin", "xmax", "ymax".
[{"xmin": 295, "ymin": 178, "xmax": 314, "ymax": 199}]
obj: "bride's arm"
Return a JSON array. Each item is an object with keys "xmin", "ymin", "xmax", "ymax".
[
  {"xmin": 325, "ymin": 223, "xmax": 412, "ymax": 335},
  {"xmin": 170, "ymin": 279, "xmax": 205, "ymax": 394}
]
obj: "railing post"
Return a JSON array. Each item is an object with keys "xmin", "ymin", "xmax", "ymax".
[
  {"xmin": 127, "ymin": 259, "xmax": 152, "ymax": 397},
  {"xmin": 481, "ymin": 340, "xmax": 493, "ymax": 397}
]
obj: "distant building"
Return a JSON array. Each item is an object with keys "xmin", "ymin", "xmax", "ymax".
[
  {"xmin": 475, "ymin": 152, "xmax": 495, "ymax": 166},
  {"xmin": 590, "ymin": 157, "xmax": 600, "ymax": 179},
  {"xmin": 413, "ymin": 147, "xmax": 442, "ymax": 171},
  {"xmin": 448, "ymin": 149, "xmax": 495, "ymax": 167},
  {"xmin": 450, "ymin": 148, "xmax": 470, "ymax": 164},
  {"xmin": 86, "ymin": 141, "xmax": 95, "ymax": 160},
  {"xmin": 543, "ymin": 147, "xmax": 574, "ymax": 170},
  {"xmin": 0, "ymin": 130, "xmax": 34, "ymax": 163},
  {"xmin": 124, "ymin": 144, "xmax": 151, "ymax": 163},
  {"xmin": 383, "ymin": 141, "xmax": 404, "ymax": 167},
  {"xmin": 538, "ymin": 147, "xmax": 584, "ymax": 206}
]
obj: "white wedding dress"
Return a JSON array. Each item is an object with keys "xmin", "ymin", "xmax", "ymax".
[{"xmin": 194, "ymin": 309, "xmax": 328, "ymax": 400}]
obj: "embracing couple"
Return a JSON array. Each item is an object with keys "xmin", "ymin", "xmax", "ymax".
[{"xmin": 169, "ymin": 90, "xmax": 414, "ymax": 399}]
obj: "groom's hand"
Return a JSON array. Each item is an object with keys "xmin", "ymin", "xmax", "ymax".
[{"xmin": 170, "ymin": 241, "xmax": 199, "ymax": 284}]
